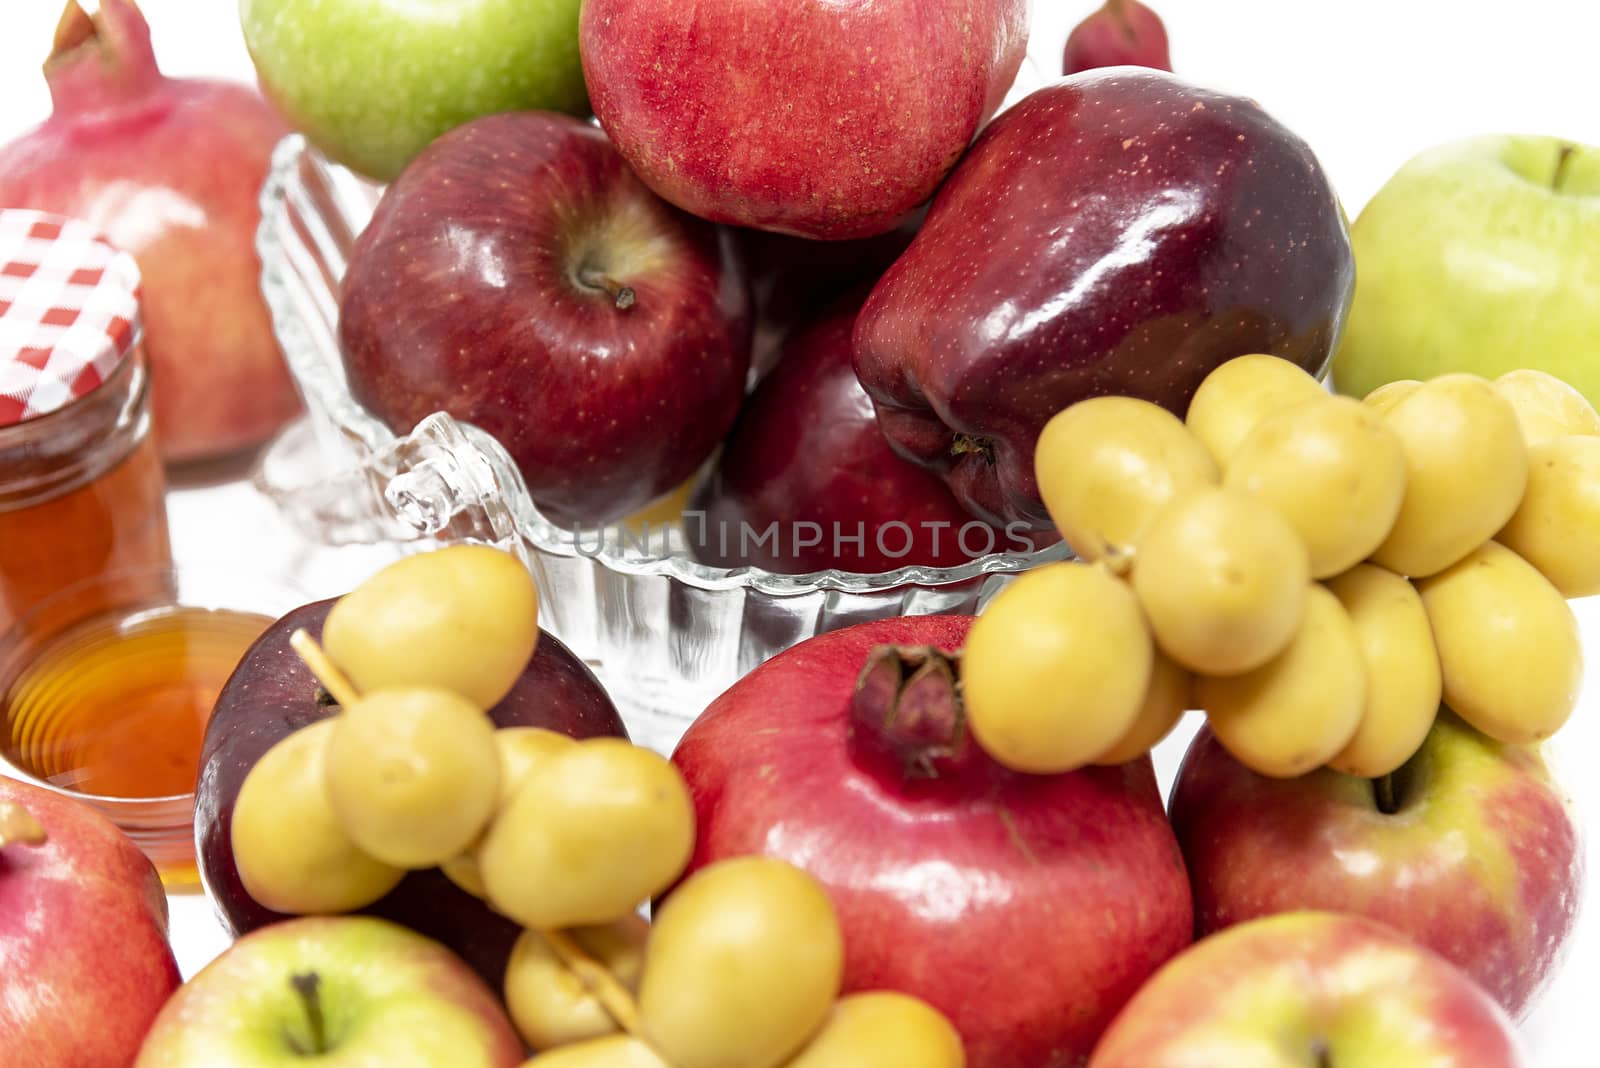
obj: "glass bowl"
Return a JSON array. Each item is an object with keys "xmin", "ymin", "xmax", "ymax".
[{"xmin": 252, "ymin": 135, "xmax": 1066, "ymax": 752}]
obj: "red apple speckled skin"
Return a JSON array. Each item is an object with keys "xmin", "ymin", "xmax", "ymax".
[
  {"xmin": 1088, "ymin": 912, "xmax": 1530, "ymax": 1068},
  {"xmin": 1063, "ymin": 0, "xmax": 1172, "ymax": 75},
  {"xmin": 579, "ymin": 0, "xmax": 1030, "ymax": 240},
  {"xmin": 338, "ymin": 111, "xmax": 751, "ymax": 526},
  {"xmin": 853, "ymin": 69, "xmax": 1354, "ymax": 528},
  {"xmin": 672, "ymin": 614, "xmax": 1194, "ymax": 1068},
  {"xmin": 0, "ymin": 0, "xmax": 299, "ymax": 464},
  {"xmin": 1169, "ymin": 718, "xmax": 1582, "ymax": 1021},
  {"xmin": 690, "ymin": 290, "xmax": 1019, "ymax": 573},
  {"xmin": 195, "ymin": 598, "xmax": 627, "ymax": 986},
  {"xmin": 1, "ymin": 775, "xmax": 180, "ymax": 1068}
]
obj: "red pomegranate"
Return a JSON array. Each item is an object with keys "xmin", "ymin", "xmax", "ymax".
[
  {"xmin": 0, "ymin": 0, "xmax": 299, "ymax": 464},
  {"xmin": 671, "ymin": 614, "xmax": 1194, "ymax": 1068}
]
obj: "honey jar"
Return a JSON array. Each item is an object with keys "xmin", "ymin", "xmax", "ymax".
[{"xmin": 0, "ymin": 209, "xmax": 172, "ymax": 638}]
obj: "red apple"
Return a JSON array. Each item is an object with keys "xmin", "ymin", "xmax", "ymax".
[
  {"xmin": 1089, "ymin": 911, "xmax": 1530, "ymax": 1067},
  {"xmin": 1063, "ymin": 0, "xmax": 1173, "ymax": 75},
  {"xmin": 671, "ymin": 615, "xmax": 1194, "ymax": 1068},
  {"xmin": 135, "ymin": 916, "xmax": 523, "ymax": 1066},
  {"xmin": 338, "ymin": 111, "xmax": 752, "ymax": 525},
  {"xmin": 689, "ymin": 289, "xmax": 1024, "ymax": 573},
  {"xmin": 733, "ymin": 213, "xmax": 923, "ymax": 376},
  {"xmin": 579, "ymin": 0, "xmax": 1029, "ymax": 240},
  {"xmin": 853, "ymin": 69, "xmax": 1354, "ymax": 527},
  {"xmin": 1, "ymin": 774, "xmax": 180, "ymax": 1067},
  {"xmin": 195, "ymin": 597, "xmax": 627, "ymax": 985},
  {"xmin": 1168, "ymin": 716, "xmax": 1582, "ymax": 1020}
]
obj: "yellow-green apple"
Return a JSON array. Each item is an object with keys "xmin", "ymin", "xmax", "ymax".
[
  {"xmin": 240, "ymin": 0, "xmax": 589, "ymax": 182},
  {"xmin": 1333, "ymin": 136, "xmax": 1600, "ymax": 409},
  {"xmin": 689, "ymin": 289, "xmax": 1026, "ymax": 573},
  {"xmin": 1088, "ymin": 911, "xmax": 1530, "ymax": 1067},
  {"xmin": 133, "ymin": 916, "xmax": 523, "ymax": 1066},
  {"xmin": 1168, "ymin": 716, "xmax": 1581, "ymax": 1019},
  {"xmin": 671, "ymin": 614, "xmax": 1194, "ymax": 1068},
  {"xmin": 1, "ymin": 775, "xmax": 180, "ymax": 1067},
  {"xmin": 578, "ymin": 0, "xmax": 1029, "ymax": 240},
  {"xmin": 853, "ymin": 70, "xmax": 1353, "ymax": 528},
  {"xmin": 195, "ymin": 598, "xmax": 627, "ymax": 987},
  {"xmin": 338, "ymin": 111, "xmax": 752, "ymax": 525},
  {"xmin": 1063, "ymin": 0, "xmax": 1172, "ymax": 75}
]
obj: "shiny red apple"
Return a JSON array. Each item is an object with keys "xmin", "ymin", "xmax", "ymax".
[
  {"xmin": 1, "ymin": 774, "xmax": 180, "ymax": 1067},
  {"xmin": 579, "ymin": 0, "xmax": 1029, "ymax": 240},
  {"xmin": 690, "ymin": 290, "xmax": 1023, "ymax": 573},
  {"xmin": 338, "ymin": 111, "xmax": 752, "ymax": 525},
  {"xmin": 671, "ymin": 615, "xmax": 1194, "ymax": 1068},
  {"xmin": 734, "ymin": 216, "xmax": 922, "ymax": 376},
  {"xmin": 1089, "ymin": 911, "xmax": 1530, "ymax": 1067},
  {"xmin": 195, "ymin": 597, "xmax": 627, "ymax": 985},
  {"xmin": 853, "ymin": 69, "xmax": 1354, "ymax": 527},
  {"xmin": 1168, "ymin": 716, "xmax": 1582, "ymax": 1020}
]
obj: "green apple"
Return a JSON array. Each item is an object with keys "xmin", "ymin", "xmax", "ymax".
[
  {"xmin": 239, "ymin": 0, "xmax": 588, "ymax": 181},
  {"xmin": 1332, "ymin": 135, "xmax": 1600, "ymax": 408},
  {"xmin": 133, "ymin": 916, "xmax": 525, "ymax": 1067}
]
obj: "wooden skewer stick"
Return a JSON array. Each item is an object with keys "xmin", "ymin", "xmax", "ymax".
[{"xmin": 288, "ymin": 628, "xmax": 364, "ymax": 709}]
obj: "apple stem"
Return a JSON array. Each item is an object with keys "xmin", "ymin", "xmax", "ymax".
[
  {"xmin": 289, "ymin": 972, "xmax": 330, "ymax": 1055},
  {"xmin": 577, "ymin": 268, "xmax": 637, "ymax": 311},
  {"xmin": 1553, "ymin": 143, "xmax": 1577, "ymax": 192},
  {"xmin": 1372, "ymin": 772, "xmax": 1400, "ymax": 816},
  {"xmin": 0, "ymin": 802, "xmax": 47, "ymax": 849},
  {"xmin": 288, "ymin": 629, "xmax": 363, "ymax": 710},
  {"xmin": 1310, "ymin": 1038, "xmax": 1333, "ymax": 1068},
  {"xmin": 949, "ymin": 434, "xmax": 995, "ymax": 465},
  {"xmin": 541, "ymin": 928, "xmax": 644, "ymax": 1035}
]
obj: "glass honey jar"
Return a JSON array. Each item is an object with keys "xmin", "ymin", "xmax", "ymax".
[{"xmin": 0, "ymin": 209, "xmax": 172, "ymax": 639}]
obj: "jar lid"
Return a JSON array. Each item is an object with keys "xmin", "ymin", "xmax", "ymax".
[{"xmin": 0, "ymin": 209, "xmax": 143, "ymax": 429}]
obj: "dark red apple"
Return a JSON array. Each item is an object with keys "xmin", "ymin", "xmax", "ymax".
[
  {"xmin": 734, "ymin": 214, "xmax": 922, "ymax": 375},
  {"xmin": 1169, "ymin": 716, "xmax": 1582, "ymax": 1020},
  {"xmin": 1063, "ymin": 0, "xmax": 1172, "ymax": 75},
  {"xmin": 690, "ymin": 290, "xmax": 1025, "ymax": 573},
  {"xmin": 579, "ymin": 0, "xmax": 1029, "ymax": 240},
  {"xmin": 2, "ymin": 775, "xmax": 180, "ymax": 1067},
  {"xmin": 338, "ymin": 111, "xmax": 752, "ymax": 526},
  {"xmin": 853, "ymin": 69, "xmax": 1354, "ymax": 528},
  {"xmin": 671, "ymin": 615, "xmax": 1194, "ymax": 1068},
  {"xmin": 195, "ymin": 598, "xmax": 627, "ymax": 985}
]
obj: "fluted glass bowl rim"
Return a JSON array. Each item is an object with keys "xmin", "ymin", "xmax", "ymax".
[{"xmin": 256, "ymin": 133, "xmax": 1069, "ymax": 595}]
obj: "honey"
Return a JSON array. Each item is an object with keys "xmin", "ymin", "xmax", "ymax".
[
  {"xmin": 1, "ymin": 604, "xmax": 271, "ymax": 799},
  {"xmin": 0, "ymin": 429, "xmax": 171, "ymax": 638}
]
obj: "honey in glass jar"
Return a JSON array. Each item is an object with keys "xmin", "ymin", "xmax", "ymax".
[{"xmin": 0, "ymin": 209, "xmax": 172, "ymax": 636}]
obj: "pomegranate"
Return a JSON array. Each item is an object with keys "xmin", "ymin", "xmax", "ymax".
[
  {"xmin": 671, "ymin": 615, "xmax": 1194, "ymax": 1068},
  {"xmin": 0, "ymin": 0, "xmax": 299, "ymax": 465},
  {"xmin": 1063, "ymin": 0, "xmax": 1173, "ymax": 76}
]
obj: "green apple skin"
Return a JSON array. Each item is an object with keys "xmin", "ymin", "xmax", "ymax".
[
  {"xmin": 133, "ymin": 916, "xmax": 525, "ymax": 1067},
  {"xmin": 1089, "ymin": 912, "xmax": 1529, "ymax": 1068},
  {"xmin": 1169, "ymin": 714, "xmax": 1581, "ymax": 1021},
  {"xmin": 239, "ymin": 0, "xmax": 588, "ymax": 182},
  {"xmin": 1333, "ymin": 135, "xmax": 1600, "ymax": 408}
]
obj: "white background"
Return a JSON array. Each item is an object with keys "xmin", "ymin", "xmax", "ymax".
[{"xmin": 1, "ymin": 1, "xmax": 1597, "ymax": 1063}]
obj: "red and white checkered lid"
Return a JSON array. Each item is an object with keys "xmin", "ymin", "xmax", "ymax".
[{"xmin": 0, "ymin": 209, "xmax": 142, "ymax": 429}]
